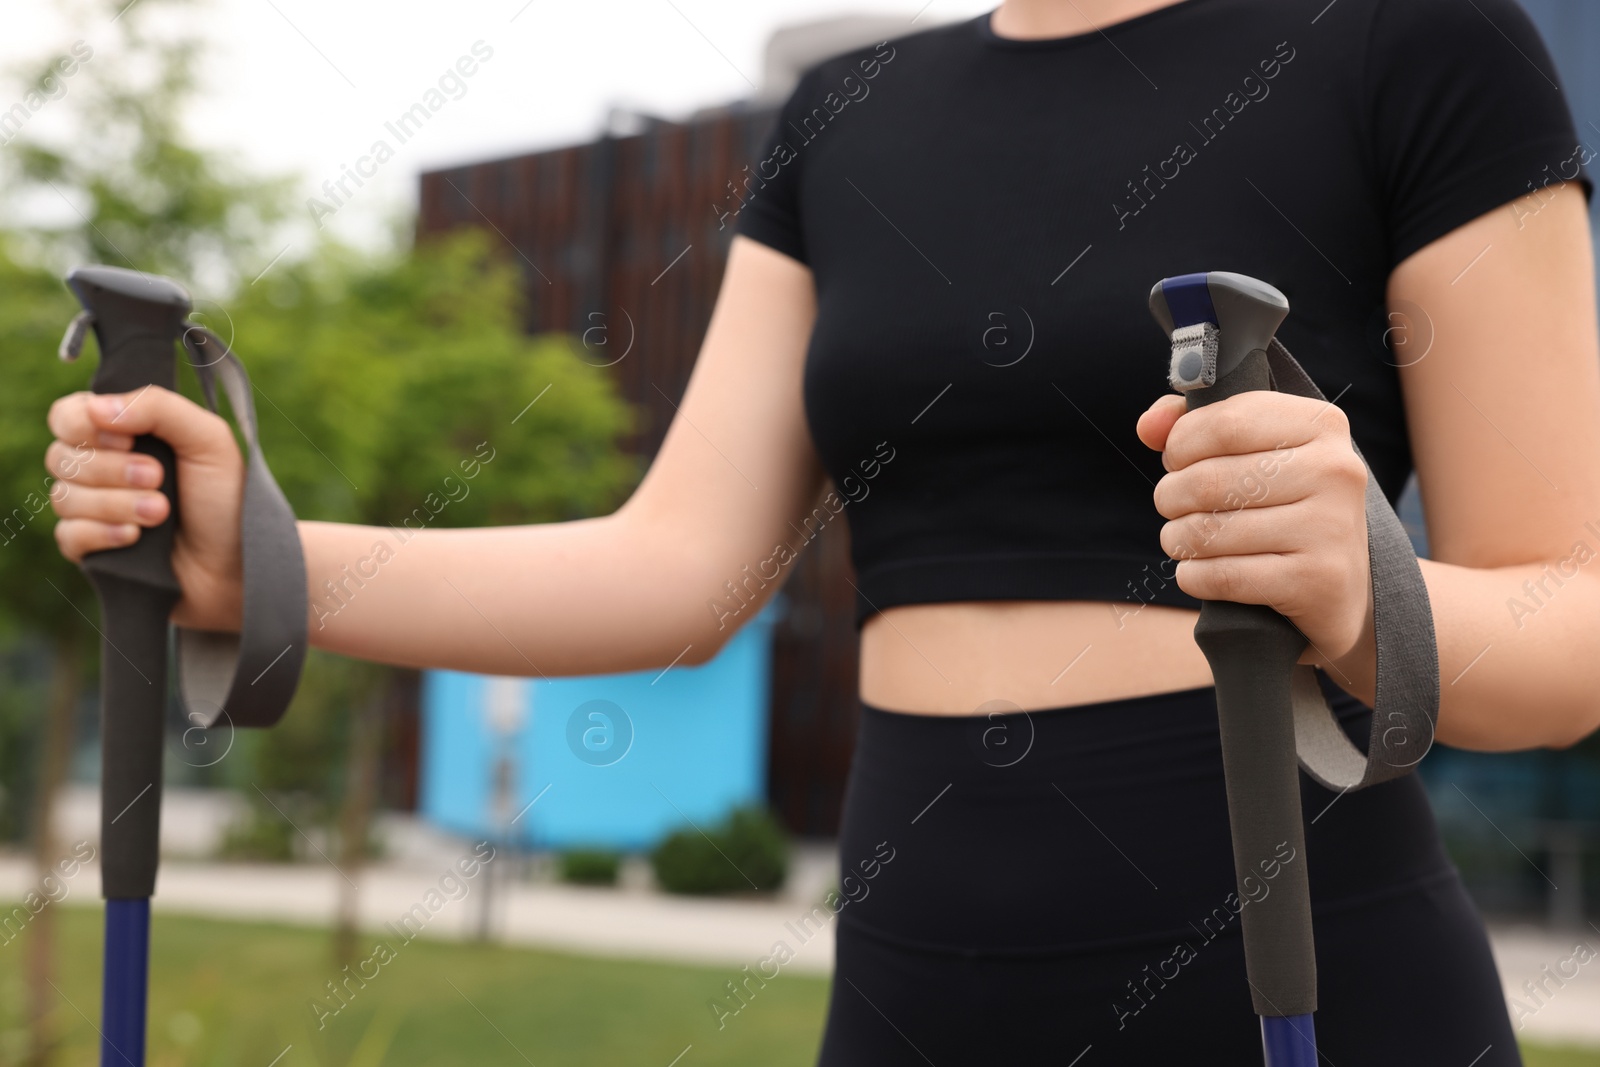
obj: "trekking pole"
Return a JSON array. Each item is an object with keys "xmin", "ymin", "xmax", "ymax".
[
  {"xmin": 59, "ymin": 265, "xmax": 307, "ymax": 1066},
  {"xmin": 1149, "ymin": 272, "xmax": 1317, "ymax": 1066}
]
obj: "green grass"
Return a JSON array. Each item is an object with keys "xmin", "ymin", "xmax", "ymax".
[
  {"xmin": 1527, "ymin": 1047, "xmax": 1600, "ymax": 1067},
  {"xmin": 0, "ymin": 904, "xmax": 1595, "ymax": 1066},
  {"xmin": 0, "ymin": 905, "xmax": 827, "ymax": 1066}
]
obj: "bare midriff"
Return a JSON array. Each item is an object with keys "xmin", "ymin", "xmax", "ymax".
[{"xmin": 858, "ymin": 600, "xmax": 1214, "ymax": 715}]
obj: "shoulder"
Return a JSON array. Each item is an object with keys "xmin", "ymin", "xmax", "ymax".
[
  {"xmin": 1279, "ymin": 0, "xmax": 1557, "ymax": 81},
  {"xmin": 1361, "ymin": 0, "xmax": 1557, "ymax": 70},
  {"xmin": 786, "ymin": 17, "xmax": 977, "ymax": 99}
]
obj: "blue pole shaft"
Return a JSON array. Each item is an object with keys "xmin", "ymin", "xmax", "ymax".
[
  {"xmin": 101, "ymin": 898, "xmax": 149, "ymax": 1067},
  {"xmin": 1262, "ymin": 1014, "xmax": 1317, "ymax": 1067}
]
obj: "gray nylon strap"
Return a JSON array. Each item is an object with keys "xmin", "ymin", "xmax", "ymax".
[
  {"xmin": 1265, "ymin": 337, "xmax": 1439, "ymax": 790},
  {"xmin": 176, "ymin": 325, "xmax": 307, "ymax": 729}
]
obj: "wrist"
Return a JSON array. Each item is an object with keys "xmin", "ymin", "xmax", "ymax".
[{"xmin": 1306, "ymin": 588, "xmax": 1377, "ymax": 703}]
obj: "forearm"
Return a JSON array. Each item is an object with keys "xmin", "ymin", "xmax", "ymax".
[
  {"xmin": 1329, "ymin": 556, "xmax": 1600, "ymax": 752},
  {"xmin": 298, "ymin": 504, "xmax": 729, "ymax": 678}
]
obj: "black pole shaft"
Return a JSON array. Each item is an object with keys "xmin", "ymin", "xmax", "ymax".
[{"xmin": 1187, "ymin": 347, "xmax": 1317, "ymax": 1018}]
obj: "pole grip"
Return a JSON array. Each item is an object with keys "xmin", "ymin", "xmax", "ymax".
[
  {"xmin": 91, "ymin": 581, "xmax": 175, "ymax": 900},
  {"xmin": 1188, "ymin": 351, "xmax": 1317, "ymax": 1016},
  {"xmin": 67, "ymin": 267, "xmax": 189, "ymax": 901},
  {"xmin": 1152, "ymin": 273, "xmax": 1317, "ymax": 1020}
]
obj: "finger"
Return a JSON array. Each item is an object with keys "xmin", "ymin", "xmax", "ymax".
[
  {"xmin": 45, "ymin": 440, "xmax": 165, "ymax": 489},
  {"xmin": 1152, "ymin": 447, "xmax": 1311, "ymax": 519},
  {"xmin": 83, "ymin": 386, "xmax": 232, "ymax": 459},
  {"xmin": 1173, "ymin": 552, "xmax": 1300, "ymax": 610},
  {"xmin": 1162, "ymin": 391, "xmax": 1342, "ymax": 472},
  {"xmin": 1160, "ymin": 501, "xmax": 1306, "ymax": 561},
  {"xmin": 49, "ymin": 483, "xmax": 170, "ymax": 527},
  {"xmin": 1136, "ymin": 394, "xmax": 1186, "ymax": 452},
  {"xmin": 48, "ymin": 392, "xmax": 135, "ymax": 450},
  {"xmin": 54, "ymin": 518, "xmax": 141, "ymax": 564},
  {"xmin": 1173, "ymin": 554, "xmax": 1336, "ymax": 637}
]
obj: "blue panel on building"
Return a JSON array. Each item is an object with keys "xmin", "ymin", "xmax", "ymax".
[{"xmin": 419, "ymin": 597, "xmax": 783, "ymax": 851}]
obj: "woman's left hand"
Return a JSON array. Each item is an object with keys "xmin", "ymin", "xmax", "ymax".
[{"xmin": 1137, "ymin": 390, "xmax": 1375, "ymax": 672}]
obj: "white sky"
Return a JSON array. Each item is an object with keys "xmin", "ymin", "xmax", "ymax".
[{"xmin": 2, "ymin": 0, "xmax": 994, "ymax": 253}]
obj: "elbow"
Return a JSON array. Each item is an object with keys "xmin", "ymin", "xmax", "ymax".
[
  {"xmin": 671, "ymin": 591, "xmax": 739, "ymax": 670},
  {"xmin": 679, "ymin": 593, "xmax": 770, "ymax": 668},
  {"xmin": 684, "ymin": 600, "xmax": 759, "ymax": 667},
  {"xmin": 1545, "ymin": 712, "xmax": 1600, "ymax": 751},
  {"xmin": 1539, "ymin": 691, "xmax": 1600, "ymax": 750},
  {"xmin": 682, "ymin": 633, "xmax": 727, "ymax": 668},
  {"xmin": 1546, "ymin": 599, "xmax": 1600, "ymax": 749},
  {"xmin": 674, "ymin": 555, "xmax": 778, "ymax": 671},
  {"xmin": 1545, "ymin": 730, "xmax": 1587, "ymax": 752}
]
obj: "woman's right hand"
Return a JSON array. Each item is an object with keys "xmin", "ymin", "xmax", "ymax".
[{"xmin": 46, "ymin": 386, "xmax": 247, "ymax": 633}]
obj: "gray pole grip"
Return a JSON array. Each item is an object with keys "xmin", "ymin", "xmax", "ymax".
[
  {"xmin": 66, "ymin": 266, "xmax": 191, "ymax": 900},
  {"xmin": 1187, "ymin": 350, "xmax": 1317, "ymax": 1018},
  {"xmin": 1150, "ymin": 272, "xmax": 1317, "ymax": 1018}
]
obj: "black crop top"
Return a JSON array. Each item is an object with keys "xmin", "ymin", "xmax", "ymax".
[{"xmin": 733, "ymin": 0, "xmax": 1591, "ymax": 628}]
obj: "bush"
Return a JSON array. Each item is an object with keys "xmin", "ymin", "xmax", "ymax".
[
  {"xmin": 217, "ymin": 807, "xmax": 296, "ymax": 862},
  {"xmin": 559, "ymin": 849, "xmax": 622, "ymax": 886},
  {"xmin": 651, "ymin": 805, "xmax": 788, "ymax": 895},
  {"xmin": 215, "ymin": 792, "xmax": 387, "ymax": 863}
]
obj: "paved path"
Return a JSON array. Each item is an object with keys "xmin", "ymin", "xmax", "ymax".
[
  {"xmin": 1485, "ymin": 921, "xmax": 1600, "ymax": 1047},
  {"xmin": 3, "ymin": 840, "xmax": 1597, "ymax": 1048},
  {"xmin": 0, "ymin": 833, "xmax": 844, "ymax": 975}
]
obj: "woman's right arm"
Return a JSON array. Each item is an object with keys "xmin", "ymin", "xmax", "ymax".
[{"xmin": 47, "ymin": 236, "xmax": 825, "ymax": 679}]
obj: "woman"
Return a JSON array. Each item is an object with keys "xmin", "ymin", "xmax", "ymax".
[{"xmin": 44, "ymin": 0, "xmax": 1600, "ymax": 1061}]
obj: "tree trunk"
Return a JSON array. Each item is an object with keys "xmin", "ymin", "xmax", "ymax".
[
  {"xmin": 331, "ymin": 669, "xmax": 394, "ymax": 967},
  {"xmin": 25, "ymin": 631, "xmax": 81, "ymax": 1067}
]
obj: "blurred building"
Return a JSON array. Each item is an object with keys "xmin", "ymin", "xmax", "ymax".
[
  {"xmin": 420, "ymin": 601, "xmax": 782, "ymax": 850},
  {"xmin": 413, "ymin": 16, "xmax": 927, "ymax": 838}
]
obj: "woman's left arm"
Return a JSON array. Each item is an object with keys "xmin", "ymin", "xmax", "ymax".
[
  {"xmin": 1384, "ymin": 180, "xmax": 1600, "ymax": 750},
  {"xmin": 1141, "ymin": 182, "xmax": 1600, "ymax": 752}
]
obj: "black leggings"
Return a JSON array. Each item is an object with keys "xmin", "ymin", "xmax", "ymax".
[{"xmin": 817, "ymin": 681, "xmax": 1518, "ymax": 1066}]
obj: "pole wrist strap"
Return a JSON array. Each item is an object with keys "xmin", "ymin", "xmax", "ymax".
[
  {"xmin": 174, "ymin": 325, "xmax": 307, "ymax": 729},
  {"xmin": 1263, "ymin": 337, "xmax": 1440, "ymax": 791}
]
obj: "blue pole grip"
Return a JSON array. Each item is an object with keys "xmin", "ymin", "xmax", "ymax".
[{"xmin": 102, "ymin": 897, "xmax": 149, "ymax": 1067}]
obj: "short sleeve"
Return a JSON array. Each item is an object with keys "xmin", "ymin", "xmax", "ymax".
[
  {"xmin": 733, "ymin": 69, "xmax": 818, "ymax": 265},
  {"xmin": 1365, "ymin": 0, "xmax": 1593, "ymax": 269}
]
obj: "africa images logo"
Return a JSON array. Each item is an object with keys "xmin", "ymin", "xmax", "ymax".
[
  {"xmin": 1112, "ymin": 40, "xmax": 1296, "ymax": 230},
  {"xmin": 713, "ymin": 41, "xmax": 898, "ymax": 231}
]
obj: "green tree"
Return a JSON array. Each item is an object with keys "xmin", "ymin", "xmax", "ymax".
[
  {"xmin": 0, "ymin": 0, "xmax": 639, "ymax": 1040},
  {"xmin": 218, "ymin": 227, "xmax": 638, "ymax": 962},
  {"xmin": 0, "ymin": 0, "xmax": 293, "ymax": 1056},
  {"xmin": 6, "ymin": 1, "xmax": 290, "ymax": 283},
  {"xmin": 226, "ymin": 230, "xmax": 639, "ymax": 530},
  {"xmin": 0, "ymin": 242, "xmax": 103, "ymax": 1067}
]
